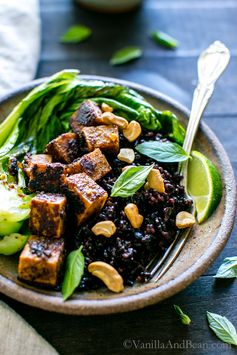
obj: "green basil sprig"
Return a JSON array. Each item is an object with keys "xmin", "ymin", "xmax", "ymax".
[
  {"xmin": 135, "ymin": 141, "xmax": 189, "ymax": 163},
  {"xmin": 207, "ymin": 312, "xmax": 237, "ymax": 345},
  {"xmin": 214, "ymin": 257, "xmax": 237, "ymax": 278},
  {"xmin": 60, "ymin": 25, "xmax": 92, "ymax": 44},
  {"xmin": 62, "ymin": 246, "xmax": 84, "ymax": 301},
  {"xmin": 173, "ymin": 305, "xmax": 191, "ymax": 325},
  {"xmin": 111, "ymin": 165, "xmax": 154, "ymax": 198},
  {"xmin": 110, "ymin": 46, "xmax": 143, "ymax": 66},
  {"xmin": 151, "ymin": 31, "xmax": 178, "ymax": 49}
]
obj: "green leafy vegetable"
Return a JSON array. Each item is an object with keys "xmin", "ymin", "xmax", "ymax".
[
  {"xmin": 156, "ymin": 111, "xmax": 185, "ymax": 144},
  {"xmin": 207, "ymin": 312, "xmax": 237, "ymax": 345},
  {"xmin": 0, "ymin": 233, "xmax": 29, "ymax": 255},
  {"xmin": 135, "ymin": 141, "xmax": 189, "ymax": 163},
  {"xmin": 110, "ymin": 46, "xmax": 143, "ymax": 66},
  {"xmin": 62, "ymin": 246, "xmax": 85, "ymax": 301},
  {"xmin": 151, "ymin": 31, "xmax": 178, "ymax": 49},
  {"xmin": 60, "ymin": 25, "xmax": 92, "ymax": 43},
  {"xmin": 214, "ymin": 257, "xmax": 237, "ymax": 279},
  {"xmin": 173, "ymin": 305, "xmax": 191, "ymax": 325},
  {"xmin": 0, "ymin": 182, "xmax": 32, "ymax": 236},
  {"xmin": 0, "ymin": 70, "xmax": 185, "ymax": 162},
  {"xmin": 111, "ymin": 165, "xmax": 154, "ymax": 198}
]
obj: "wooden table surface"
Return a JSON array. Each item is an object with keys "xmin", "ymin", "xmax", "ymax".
[{"xmin": 1, "ymin": 0, "xmax": 237, "ymax": 354}]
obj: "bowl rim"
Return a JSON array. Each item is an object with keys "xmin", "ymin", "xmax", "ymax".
[{"xmin": 0, "ymin": 75, "xmax": 236, "ymax": 315}]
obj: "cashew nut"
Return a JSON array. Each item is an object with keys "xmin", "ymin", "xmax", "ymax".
[
  {"xmin": 147, "ymin": 169, "xmax": 165, "ymax": 193},
  {"xmin": 123, "ymin": 120, "xmax": 142, "ymax": 142},
  {"xmin": 144, "ymin": 182, "xmax": 150, "ymax": 190},
  {"xmin": 176, "ymin": 211, "xmax": 196, "ymax": 229},
  {"xmin": 124, "ymin": 203, "xmax": 144, "ymax": 229},
  {"xmin": 91, "ymin": 221, "xmax": 116, "ymax": 238},
  {"xmin": 101, "ymin": 103, "xmax": 113, "ymax": 112},
  {"xmin": 117, "ymin": 148, "xmax": 135, "ymax": 164},
  {"xmin": 88, "ymin": 261, "xmax": 124, "ymax": 293},
  {"xmin": 98, "ymin": 112, "xmax": 128, "ymax": 129}
]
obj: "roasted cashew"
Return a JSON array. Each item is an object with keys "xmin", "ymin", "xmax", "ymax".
[
  {"xmin": 147, "ymin": 169, "xmax": 165, "ymax": 193},
  {"xmin": 176, "ymin": 211, "xmax": 196, "ymax": 229},
  {"xmin": 123, "ymin": 120, "xmax": 142, "ymax": 142},
  {"xmin": 124, "ymin": 203, "xmax": 144, "ymax": 229},
  {"xmin": 117, "ymin": 148, "xmax": 135, "ymax": 164},
  {"xmin": 91, "ymin": 221, "xmax": 116, "ymax": 238},
  {"xmin": 88, "ymin": 261, "xmax": 124, "ymax": 292},
  {"xmin": 98, "ymin": 112, "xmax": 128, "ymax": 129}
]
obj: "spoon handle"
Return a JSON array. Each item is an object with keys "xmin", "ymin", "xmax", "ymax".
[{"xmin": 182, "ymin": 41, "xmax": 230, "ymax": 156}]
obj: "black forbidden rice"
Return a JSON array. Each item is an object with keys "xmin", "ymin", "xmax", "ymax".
[{"xmin": 74, "ymin": 130, "xmax": 193, "ymax": 291}]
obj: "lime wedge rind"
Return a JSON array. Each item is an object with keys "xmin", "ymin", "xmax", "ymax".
[{"xmin": 187, "ymin": 150, "xmax": 222, "ymax": 224}]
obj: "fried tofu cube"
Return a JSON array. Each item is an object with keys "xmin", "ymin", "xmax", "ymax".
[
  {"xmin": 70, "ymin": 100, "xmax": 102, "ymax": 133},
  {"xmin": 66, "ymin": 148, "xmax": 111, "ymax": 180},
  {"xmin": 28, "ymin": 162, "xmax": 65, "ymax": 193},
  {"xmin": 30, "ymin": 193, "xmax": 67, "ymax": 238},
  {"xmin": 18, "ymin": 236, "xmax": 64, "ymax": 287},
  {"xmin": 82, "ymin": 125, "xmax": 119, "ymax": 155},
  {"xmin": 45, "ymin": 132, "xmax": 80, "ymax": 163},
  {"xmin": 63, "ymin": 173, "xmax": 108, "ymax": 225},
  {"xmin": 24, "ymin": 154, "xmax": 53, "ymax": 178}
]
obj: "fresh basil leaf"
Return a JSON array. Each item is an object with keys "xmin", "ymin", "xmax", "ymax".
[
  {"xmin": 110, "ymin": 46, "xmax": 143, "ymax": 66},
  {"xmin": 173, "ymin": 305, "xmax": 191, "ymax": 325},
  {"xmin": 111, "ymin": 165, "xmax": 154, "ymax": 198},
  {"xmin": 151, "ymin": 31, "xmax": 178, "ymax": 49},
  {"xmin": 60, "ymin": 25, "xmax": 92, "ymax": 44},
  {"xmin": 62, "ymin": 246, "xmax": 84, "ymax": 301},
  {"xmin": 135, "ymin": 141, "xmax": 189, "ymax": 163},
  {"xmin": 214, "ymin": 257, "xmax": 237, "ymax": 278},
  {"xmin": 207, "ymin": 312, "xmax": 237, "ymax": 345}
]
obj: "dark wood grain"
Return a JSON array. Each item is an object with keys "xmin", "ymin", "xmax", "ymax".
[{"xmin": 1, "ymin": 0, "xmax": 237, "ymax": 354}]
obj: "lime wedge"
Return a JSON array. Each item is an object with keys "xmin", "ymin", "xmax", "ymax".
[{"xmin": 187, "ymin": 150, "xmax": 222, "ymax": 223}]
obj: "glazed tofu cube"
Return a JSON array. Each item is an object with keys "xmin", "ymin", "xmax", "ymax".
[
  {"xmin": 82, "ymin": 125, "xmax": 119, "ymax": 155},
  {"xmin": 66, "ymin": 148, "xmax": 111, "ymax": 180},
  {"xmin": 30, "ymin": 193, "xmax": 67, "ymax": 238},
  {"xmin": 45, "ymin": 132, "xmax": 80, "ymax": 163},
  {"xmin": 28, "ymin": 162, "xmax": 65, "ymax": 193},
  {"xmin": 24, "ymin": 154, "xmax": 52, "ymax": 178},
  {"xmin": 63, "ymin": 173, "xmax": 108, "ymax": 225},
  {"xmin": 18, "ymin": 236, "xmax": 64, "ymax": 287},
  {"xmin": 70, "ymin": 100, "xmax": 102, "ymax": 133}
]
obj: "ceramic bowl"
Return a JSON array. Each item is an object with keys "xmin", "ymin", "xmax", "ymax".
[
  {"xmin": 0, "ymin": 76, "xmax": 236, "ymax": 315},
  {"xmin": 75, "ymin": 0, "xmax": 142, "ymax": 13}
]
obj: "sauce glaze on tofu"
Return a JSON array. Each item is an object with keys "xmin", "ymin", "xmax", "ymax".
[
  {"xmin": 63, "ymin": 173, "xmax": 108, "ymax": 225},
  {"xmin": 45, "ymin": 132, "xmax": 80, "ymax": 163},
  {"xmin": 66, "ymin": 148, "xmax": 111, "ymax": 180},
  {"xmin": 82, "ymin": 125, "xmax": 119, "ymax": 154},
  {"xmin": 18, "ymin": 236, "xmax": 65, "ymax": 287},
  {"xmin": 30, "ymin": 193, "xmax": 67, "ymax": 238},
  {"xmin": 70, "ymin": 100, "xmax": 102, "ymax": 133}
]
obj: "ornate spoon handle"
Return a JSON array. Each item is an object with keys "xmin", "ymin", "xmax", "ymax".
[{"xmin": 182, "ymin": 41, "xmax": 230, "ymax": 156}]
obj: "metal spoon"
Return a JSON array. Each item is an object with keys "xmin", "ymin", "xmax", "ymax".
[{"xmin": 147, "ymin": 41, "xmax": 230, "ymax": 282}]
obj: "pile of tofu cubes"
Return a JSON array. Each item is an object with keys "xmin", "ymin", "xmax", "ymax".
[{"xmin": 18, "ymin": 100, "xmax": 118, "ymax": 287}]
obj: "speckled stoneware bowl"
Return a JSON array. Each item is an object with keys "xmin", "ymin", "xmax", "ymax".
[{"xmin": 0, "ymin": 76, "xmax": 236, "ymax": 315}]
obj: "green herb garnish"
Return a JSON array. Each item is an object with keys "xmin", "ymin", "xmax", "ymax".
[
  {"xmin": 111, "ymin": 165, "xmax": 154, "ymax": 198},
  {"xmin": 110, "ymin": 46, "xmax": 143, "ymax": 66},
  {"xmin": 62, "ymin": 246, "xmax": 84, "ymax": 301},
  {"xmin": 151, "ymin": 31, "xmax": 178, "ymax": 49},
  {"xmin": 135, "ymin": 141, "xmax": 189, "ymax": 163},
  {"xmin": 173, "ymin": 305, "xmax": 191, "ymax": 325},
  {"xmin": 214, "ymin": 257, "xmax": 237, "ymax": 279},
  {"xmin": 60, "ymin": 25, "xmax": 92, "ymax": 44},
  {"xmin": 207, "ymin": 312, "xmax": 237, "ymax": 345}
]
